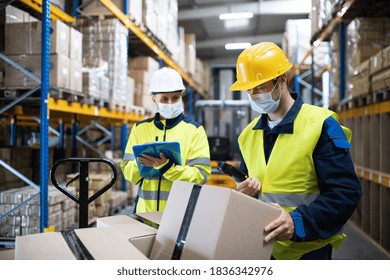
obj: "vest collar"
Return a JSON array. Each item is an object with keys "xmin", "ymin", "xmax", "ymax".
[
  {"xmin": 253, "ymin": 95, "xmax": 303, "ymax": 134},
  {"xmin": 153, "ymin": 113, "xmax": 185, "ymax": 130}
]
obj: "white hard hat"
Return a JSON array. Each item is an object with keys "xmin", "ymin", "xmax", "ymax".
[{"xmin": 149, "ymin": 67, "xmax": 186, "ymax": 94}]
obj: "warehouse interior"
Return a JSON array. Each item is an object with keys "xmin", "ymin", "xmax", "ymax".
[{"xmin": 0, "ymin": 0, "xmax": 390, "ymax": 261}]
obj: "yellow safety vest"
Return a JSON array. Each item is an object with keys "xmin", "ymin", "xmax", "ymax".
[
  {"xmin": 238, "ymin": 104, "xmax": 351, "ymax": 260},
  {"xmin": 120, "ymin": 114, "xmax": 211, "ymax": 213}
]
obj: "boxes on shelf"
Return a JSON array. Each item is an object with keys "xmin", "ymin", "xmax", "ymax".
[
  {"xmin": 4, "ymin": 54, "xmax": 70, "ymax": 89},
  {"xmin": 79, "ymin": 18, "xmax": 128, "ymax": 107},
  {"xmin": 372, "ymin": 68, "xmax": 390, "ymax": 92},
  {"xmin": 347, "ymin": 17, "xmax": 390, "ymax": 68},
  {"xmin": 128, "ymin": 56, "xmax": 159, "ymax": 73},
  {"xmin": 382, "ymin": 45, "xmax": 390, "ymax": 69},
  {"xmin": 184, "ymin": 33, "xmax": 196, "ymax": 76},
  {"xmin": 69, "ymin": 27, "xmax": 83, "ymax": 62},
  {"xmin": 5, "ymin": 20, "xmax": 70, "ymax": 56},
  {"xmin": 348, "ymin": 59, "xmax": 370, "ymax": 98},
  {"xmin": 69, "ymin": 59, "xmax": 82, "ymax": 92}
]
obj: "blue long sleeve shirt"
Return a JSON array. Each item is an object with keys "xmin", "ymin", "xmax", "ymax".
[{"xmin": 239, "ymin": 96, "xmax": 362, "ymax": 243}]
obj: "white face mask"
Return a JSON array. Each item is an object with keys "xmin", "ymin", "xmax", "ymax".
[
  {"xmin": 157, "ymin": 101, "xmax": 184, "ymax": 119},
  {"xmin": 248, "ymin": 80, "xmax": 282, "ymax": 114}
]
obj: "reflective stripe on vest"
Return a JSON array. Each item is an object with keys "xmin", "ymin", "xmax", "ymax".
[
  {"xmin": 137, "ymin": 188, "xmax": 170, "ymax": 201},
  {"xmin": 263, "ymin": 193, "xmax": 319, "ymax": 207},
  {"xmin": 186, "ymin": 157, "xmax": 211, "ymax": 166}
]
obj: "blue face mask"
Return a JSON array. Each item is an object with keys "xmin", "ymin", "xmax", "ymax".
[
  {"xmin": 157, "ymin": 101, "xmax": 184, "ymax": 119},
  {"xmin": 247, "ymin": 80, "xmax": 281, "ymax": 114}
]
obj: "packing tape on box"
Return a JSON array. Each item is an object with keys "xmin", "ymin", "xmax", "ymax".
[
  {"xmin": 171, "ymin": 184, "xmax": 202, "ymax": 260},
  {"xmin": 132, "ymin": 214, "xmax": 159, "ymax": 229},
  {"xmin": 61, "ymin": 230, "xmax": 94, "ymax": 260}
]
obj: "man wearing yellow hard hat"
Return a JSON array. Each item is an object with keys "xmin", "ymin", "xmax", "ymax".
[{"xmin": 231, "ymin": 42, "xmax": 362, "ymax": 260}]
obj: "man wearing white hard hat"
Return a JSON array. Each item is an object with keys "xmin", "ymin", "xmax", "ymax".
[{"xmin": 121, "ymin": 67, "xmax": 211, "ymax": 213}]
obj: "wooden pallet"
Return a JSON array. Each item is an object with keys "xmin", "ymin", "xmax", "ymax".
[
  {"xmin": 82, "ymin": 96, "xmax": 110, "ymax": 109},
  {"xmin": 50, "ymin": 87, "xmax": 85, "ymax": 103}
]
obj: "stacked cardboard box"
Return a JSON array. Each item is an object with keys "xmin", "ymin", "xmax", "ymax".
[
  {"xmin": 0, "ymin": 185, "xmax": 76, "ymax": 238},
  {"xmin": 371, "ymin": 45, "xmax": 390, "ymax": 93},
  {"xmin": 128, "ymin": 56, "xmax": 159, "ymax": 113},
  {"xmin": 347, "ymin": 17, "xmax": 390, "ymax": 68},
  {"xmin": 184, "ymin": 33, "xmax": 196, "ymax": 76},
  {"xmin": 0, "ymin": 187, "xmax": 40, "ymax": 238},
  {"xmin": 3, "ymin": 20, "xmax": 82, "ymax": 91},
  {"xmin": 79, "ymin": 19, "xmax": 128, "ymax": 108}
]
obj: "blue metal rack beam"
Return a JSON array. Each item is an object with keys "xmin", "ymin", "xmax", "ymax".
[{"xmin": 39, "ymin": 0, "xmax": 50, "ymax": 232}]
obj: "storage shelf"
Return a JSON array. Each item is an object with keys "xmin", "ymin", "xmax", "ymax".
[
  {"xmin": 14, "ymin": 0, "xmax": 76, "ymax": 22},
  {"xmin": 98, "ymin": 0, "xmax": 209, "ymax": 99},
  {"xmin": 48, "ymin": 97, "xmax": 146, "ymax": 124},
  {"xmin": 355, "ymin": 165, "xmax": 390, "ymax": 189},
  {"xmin": 338, "ymin": 100, "xmax": 390, "ymax": 120}
]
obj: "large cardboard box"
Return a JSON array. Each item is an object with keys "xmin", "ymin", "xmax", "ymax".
[
  {"xmin": 128, "ymin": 56, "xmax": 159, "ymax": 72},
  {"xmin": 150, "ymin": 181, "xmax": 282, "ymax": 260},
  {"xmin": 96, "ymin": 215, "xmax": 157, "ymax": 257},
  {"xmin": 5, "ymin": 20, "xmax": 69, "ymax": 55},
  {"xmin": 15, "ymin": 227, "xmax": 148, "ymax": 260},
  {"xmin": 69, "ymin": 27, "xmax": 83, "ymax": 61},
  {"xmin": 4, "ymin": 54, "xmax": 70, "ymax": 89},
  {"xmin": 69, "ymin": 59, "xmax": 82, "ymax": 92}
]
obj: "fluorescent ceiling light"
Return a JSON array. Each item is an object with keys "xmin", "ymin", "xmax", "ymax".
[
  {"xmin": 225, "ymin": 43, "xmax": 252, "ymax": 50},
  {"xmin": 219, "ymin": 12, "xmax": 254, "ymax": 20},
  {"xmin": 224, "ymin": 18, "xmax": 250, "ymax": 29}
]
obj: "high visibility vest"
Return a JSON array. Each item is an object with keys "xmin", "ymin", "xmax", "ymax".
[
  {"xmin": 121, "ymin": 114, "xmax": 211, "ymax": 213},
  {"xmin": 238, "ymin": 104, "xmax": 351, "ymax": 260}
]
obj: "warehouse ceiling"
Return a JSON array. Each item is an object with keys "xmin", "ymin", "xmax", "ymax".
[{"xmin": 177, "ymin": 0, "xmax": 311, "ymax": 65}]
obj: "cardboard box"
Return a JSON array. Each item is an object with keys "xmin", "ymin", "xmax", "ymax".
[
  {"xmin": 4, "ymin": 54, "xmax": 70, "ymax": 89},
  {"xmin": 15, "ymin": 227, "xmax": 148, "ymax": 260},
  {"xmin": 383, "ymin": 45, "xmax": 390, "ymax": 69},
  {"xmin": 69, "ymin": 59, "xmax": 82, "ymax": 92},
  {"xmin": 5, "ymin": 20, "xmax": 69, "ymax": 55},
  {"xmin": 96, "ymin": 215, "xmax": 157, "ymax": 257},
  {"xmin": 370, "ymin": 50, "xmax": 383, "ymax": 75},
  {"xmin": 128, "ymin": 69, "xmax": 151, "ymax": 85},
  {"xmin": 69, "ymin": 27, "xmax": 83, "ymax": 61},
  {"xmin": 150, "ymin": 181, "xmax": 282, "ymax": 260},
  {"xmin": 128, "ymin": 56, "xmax": 159, "ymax": 72}
]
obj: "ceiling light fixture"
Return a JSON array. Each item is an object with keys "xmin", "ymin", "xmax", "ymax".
[
  {"xmin": 219, "ymin": 12, "xmax": 254, "ymax": 20},
  {"xmin": 225, "ymin": 43, "xmax": 252, "ymax": 50}
]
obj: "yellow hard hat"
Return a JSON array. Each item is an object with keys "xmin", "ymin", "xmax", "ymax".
[{"xmin": 230, "ymin": 42, "xmax": 292, "ymax": 91}]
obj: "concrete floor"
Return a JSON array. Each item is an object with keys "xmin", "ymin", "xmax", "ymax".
[{"xmin": 333, "ymin": 222, "xmax": 390, "ymax": 260}]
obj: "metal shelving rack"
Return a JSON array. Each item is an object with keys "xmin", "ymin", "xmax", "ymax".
[
  {"xmin": 1, "ymin": 0, "xmax": 208, "ymax": 242},
  {"xmin": 0, "ymin": 0, "xmax": 148, "ymax": 243},
  {"xmin": 301, "ymin": 0, "xmax": 390, "ymax": 253},
  {"xmin": 97, "ymin": 0, "xmax": 209, "ymax": 101}
]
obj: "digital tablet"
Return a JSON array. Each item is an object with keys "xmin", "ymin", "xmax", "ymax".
[{"xmin": 132, "ymin": 141, "xmax": 182, "ymax": 178}]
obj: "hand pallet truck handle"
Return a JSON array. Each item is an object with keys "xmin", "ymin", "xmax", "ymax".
[{"xmin": 50, "ymin": 157, "xmax": 117, "ymax": 228}]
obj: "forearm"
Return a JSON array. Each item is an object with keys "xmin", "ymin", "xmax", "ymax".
[{"xmin": 120, "ymin": 160, "xmax": 142, "ymax": 184}]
